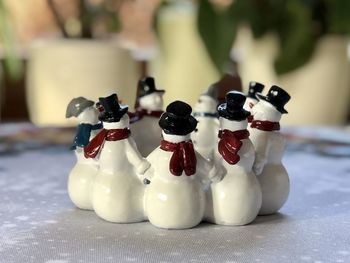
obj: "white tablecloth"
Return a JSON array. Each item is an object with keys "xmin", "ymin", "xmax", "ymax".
[{"xmin": 1, "ymin": 125, "xmax": 350, "ymax": 263}]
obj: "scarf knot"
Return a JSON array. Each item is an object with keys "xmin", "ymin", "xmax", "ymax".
[
  {"xmin": 218, "ymin": 129, "xmax": 250, "ymax": 165},
  {"xmin": 160, "ymin": 140, "xmax": 197, "ymax": 176},
  {"xmin": 84, "ymin": 128, "xmax": 130, "ymax": 158}
]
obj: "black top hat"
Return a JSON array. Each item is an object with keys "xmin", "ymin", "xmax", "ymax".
[
  {"xmin": 218, "ymin": 91, "xmax": 250, "ymax": 121},
  {"xmin": 159, "ymin": 101, "xmax": 198, "ymax": 136},
  {"xmin": 256, "ymin": 85, "xmax": 290, "ymax": 114},
  {"xmin": 247, "ymin": 81, "xmax": 265, "ymax": 100},
  {"xmin": 98, "ymin": 93, "xmax": 128, "ymax": 122},
  {"xmin": 138, "ymin": 77, "xmax": 165, "ymax": 98}
]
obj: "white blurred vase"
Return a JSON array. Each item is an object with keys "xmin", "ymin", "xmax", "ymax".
[
  {"xmin": 235, "ymin": 27, "xmax": 350, "ymax": 125},
  {"xmin": 26, "ymin": 39, "xmax": 139, "ymax": 126}
]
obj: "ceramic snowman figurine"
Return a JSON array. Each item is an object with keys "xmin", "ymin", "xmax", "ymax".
[
  {"xmin": 66, "ymin": 97, "xmax": 102, "ymax": 210},
  {"xmin": 144, "ymin": 101, "xmax": 223, "ymax": 229},
  {"xmin": 130, "ymin": 77, "xmax": 165, "ymax": 157},
  {"xmin": 84, "ymin": 93, "xmax": 150, "ymax": 223},
  {"xmin": 191, "ymin": 85, "xmax": 220, "ymax": 160},
  {"xmin": 249, "ymin": 85, "xmax": 291, "ymax": 215},
  {"xmin": 244, "ymin": 81, "xmax": 265, "ymax": 123},
  {"xmin": 206, "ymin": 91, "xmax": 262, "ymax": 225}
]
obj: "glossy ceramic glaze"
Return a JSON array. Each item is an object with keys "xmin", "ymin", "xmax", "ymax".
[
  {"xmin": 92, "ymin": 115, "xmax": 150, "ymax": 223},
  {"xmin": 206, "ymin": 118, "xmax": 262, "ymax": 225},
  {"xmin": 68, "ymin": 149, "xmax": 98, "ymax": 210},
  {"xmin": 144, "ymin": 132, "xmax": 222, "ymax": 229},
  {"xmin": 249, "ymin": 100, "xmax": 290, "ymax": 215},
  {"xmin": 67, "ymin": 106, "xmax": 101, "ymax": 210}
]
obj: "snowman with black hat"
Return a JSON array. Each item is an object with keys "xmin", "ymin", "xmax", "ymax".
[
  {"xmin": 249, "ymin": 85, "xmax": 291, "ymax": 215},
  {"xmin": 191, "ymin": 85, "xmax": 220, "ymax": 160},
  {"xmin": 144, "ymin": 100, "xmax": 223, "ymax": 229},
  {"xmin": 244, "ymin": 81, "xmax": 265, "ymax": 122},
  {"xmin": 205, "ymin": 91, "xmax": 262, "ymax": 226},
  {"xmin": 84, "ymin": 93, "xmax": 150, "ymax": 223},
  {"xmin": 65, "ymin": 97, "xmax": 102, "ymax": 210},
  {"xmin": 130, "ymin": 76, "xmax": 165, "ymax": 157}
]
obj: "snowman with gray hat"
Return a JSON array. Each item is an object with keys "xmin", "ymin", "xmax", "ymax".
[
  {"xmin": 66, "ymin": 97, "xmax": 102, "ymax": 210},
  {"xmin": 191, "ymin": 85, "xmax": 220, "ymax": 160},
  {"xmin": 205, "ymin": 91, "xmax": 262, "ymax": 226},
  {"xmin": 84, "ymin": 93, "xmax": 150, "ymax": 223},
  {"xmin": 249, "ymin": 85, "xmax": 291, "ymax": 215}
]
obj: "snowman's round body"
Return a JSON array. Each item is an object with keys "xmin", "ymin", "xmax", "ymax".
[
  {"xmin": 191, "ymin": 116, "xmax": 219, "ymax": 160},
  {"xmin": 249, "ymin": 129, "xmax": 289, "ymax": 215},
  {"xmin": 145, "ymin": 148, "xmax": 206, "ymax": 229},
  {"xmin": 68, "ymin": 148, "xmax": 98, "ymax": 210},
  {"xmin": 131, "ymin": 116, "xmax": 162, "ymax": 157},
  {"xmin": 207, "ymin": 138, "xmax": 262, "ymax": 225},
  {"xmin": 92, "ymin": 135, "xmax": 146, "ymax": 223}
]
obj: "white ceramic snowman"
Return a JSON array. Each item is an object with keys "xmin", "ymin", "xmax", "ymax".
[
  {"xmin": 66, "ymin": 97, "xmax": 102, "ymax": 210},
  {"xmin": 84, "ymin": 94, "xmax": 150, "ymax": 223},
  {"xmin": 191, "ymin": 85, "xmax": 220, "ymax": 160},
  {"xmin": 130, "ymin": 77, "xmax": 164, "ymax": 157},
  {"xmin": 249, "ymin": 85, "xmax": 291, "ymax": 215},
  {"xmin": 243, "ymin": 81, "xmax": 265, "ymax": 123},
  {"xmin": 144, "ymin": 101, "xmax": 223, "ymax": 229},
  {"xmin": 205, "ymin": 91, "xmax": 262, "ymax": 226}
]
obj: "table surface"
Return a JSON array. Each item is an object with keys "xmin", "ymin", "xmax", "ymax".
[{"xmin": 1, "ymin": 124, "xmax": 350, "ymax": 263}]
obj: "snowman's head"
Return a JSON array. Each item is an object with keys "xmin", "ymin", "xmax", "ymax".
[
  {"xmin": 139, "ymin": 92, "xmax": 164, "ymax": 111},
  {"xmin": 102, "ymin": 113, "xmax": 130, "ymax": 129},
  {"xmin": 77, "ymin": 106, "xmax": 99, "ymax": 124},
  {"xmin": 162, "ymin": 131, "xmax": 191, "ymax": 143},
  {"xmin": 243, "ymin": 97, "xmax": 258, "ymax": 111},
  {"xmin": 251, "ymin": 100, "xmax": 282, "ymax": 122},
  {"xmin": 194, "ymin": 95, "xmax": 217, "ymax": 113},
  {"xmin": 219, "ymin": 117, "xmax": 248, "ymax": 131}
]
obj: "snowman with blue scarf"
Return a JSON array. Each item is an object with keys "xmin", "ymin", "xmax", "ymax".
[{"xmin": 66, "ymin": 97, "xmax": 102, "ymax": 210}]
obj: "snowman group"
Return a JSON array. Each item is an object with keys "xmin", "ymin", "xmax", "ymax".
[{"xmin": 66, "ymin": 77, "xmax": 291, "ymax": 229}]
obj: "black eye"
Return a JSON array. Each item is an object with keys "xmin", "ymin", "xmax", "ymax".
[
  {"xmin": 198, "ymin": 99, "xmax": 202, "ymax": 103},
  {"xmin": 194, "ymin": 129, "xmax": 198, "ymax": 132}
]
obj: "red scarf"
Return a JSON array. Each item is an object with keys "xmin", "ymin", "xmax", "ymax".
[
  {"xmin": 247, "ymin": 114, "xmax": 253, "ymax": 123},
  {"xmin": 251, "ymin": 120, "xmax": 280, "ymax": 131},
  {"xmin": 160, "ymin": 140, "xmax": 196, "ymax": 176},
  {"xmin": 84, "ymin": 128, "xmax": 130, "ymax": 158},
  {"xmin": 218, "ymin": 129, "xmax": 250, "ymax": 165}
]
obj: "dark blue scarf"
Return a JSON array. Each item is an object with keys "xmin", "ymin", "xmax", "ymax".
[{"xmin": 70, "ymin": 123, "xmax": 103, "ymax": 150}]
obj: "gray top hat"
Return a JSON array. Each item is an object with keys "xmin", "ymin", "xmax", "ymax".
[
  {"xmin": 66, "ymin": 97, "xmax": 94, "ymax": 118},
  {"xmin": 202, "ymin": 85, "xmax": 218, "ymax": 100}
]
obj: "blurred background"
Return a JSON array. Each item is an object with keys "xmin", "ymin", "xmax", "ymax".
[{"xmin": 0, "ymin": 0, "xmax": 350, "ymax": 126}]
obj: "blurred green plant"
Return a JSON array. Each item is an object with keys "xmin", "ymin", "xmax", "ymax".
[
  {"xmin": 198, "ymin": 0, "xmax": 350, "ymax": 75},
  {"xmin": 0, "ymin": 0, "xmax": 23, "ymax": 80},
  {"xmin": 47, "ymin": 0, "xmax": 121, "ymax": 38}
]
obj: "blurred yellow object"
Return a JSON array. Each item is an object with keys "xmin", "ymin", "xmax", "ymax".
[
  {"xmin": 26, "ymin": 39, "xmax": 139, "ymax": 126},
  {"xmin": 151, "ymin": 1, "xmax": 220, "ymax": 107}
]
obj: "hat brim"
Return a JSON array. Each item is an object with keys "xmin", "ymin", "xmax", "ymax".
[
  {"xmin": 65, "ymin": 100, "xmax": 94, "ymax": 118},
  {"xmin": 159, "ymin": 114, "xmax": 197, "ymax": 135},
  {"xmin": 218, "ymin": 104, "xmax": 250, "ymax": 121},
  {"xmin": 256, "ymin": 93, "xmax": 288, "ymax": 114}
]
